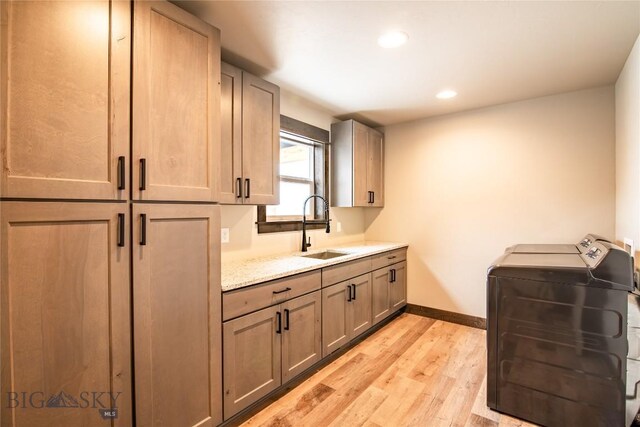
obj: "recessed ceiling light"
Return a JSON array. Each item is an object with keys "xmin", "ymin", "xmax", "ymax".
[
  {"xmin": 436, "ymin": 90, "xmax": 457, "ymax": 99},
  {"xmin": 378, "ymin": 31, "xmax": 409, "ymax": 49}
]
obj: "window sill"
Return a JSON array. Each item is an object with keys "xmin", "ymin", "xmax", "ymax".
[{"xmin": 256, "ymin": 220, "xmax": 328, "ymax": 234}]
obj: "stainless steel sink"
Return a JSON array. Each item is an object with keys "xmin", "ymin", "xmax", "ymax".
[{"xmin": 301, "ymin": 250, "xmax": 348, "ymax": 260}]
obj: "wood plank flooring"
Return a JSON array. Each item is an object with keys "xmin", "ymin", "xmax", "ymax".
[{"xmin": 241, "ymin": 313, "xmax": 537, "ymax": 427}]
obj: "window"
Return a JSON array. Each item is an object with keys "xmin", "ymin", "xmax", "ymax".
[
  {"xmin": 266, "ymin": 135, "xmax": 316, "ymax": 220},
  {"xmin": 257, "ymin": 115, "xmax": 330, "ymax": 233}
]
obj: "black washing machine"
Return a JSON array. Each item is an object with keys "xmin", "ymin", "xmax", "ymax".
[{"xmin": 487, "ymin": 240, "xmax": 635, "ymax": 426}]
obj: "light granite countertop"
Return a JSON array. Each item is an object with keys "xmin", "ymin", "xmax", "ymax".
[{"xmin": 221, "ymin": 241, "xmax": 408, "ymax": 292}]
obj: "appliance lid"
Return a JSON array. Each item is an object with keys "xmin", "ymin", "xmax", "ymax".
[
  {"xmin": 508, "ymin": 244, "xmax": 580, "ymax": 254},
  {"xmin": 494, "ymin": 253, "xmax": 587, "ymax": 269}
]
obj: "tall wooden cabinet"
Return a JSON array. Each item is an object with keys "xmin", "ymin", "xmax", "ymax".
[
  {"xmin": 0, "ymin": 0, "xmax": 131, "ymax": 200},
  {"xmin": 220, "ymin": 62, "xmax": 280, "ymax": 205},
  {"xmin": 1, "ymin": 1, "xmax": 224, "ymax": 426},
  {"xmin": 133, "ymin": 0, "xmax": 221, "ymax": 202},
  {"xmin": 131, "ymin": 2, "xmax": 223, "ymax": 426},
  {"xmin": 1, "ymin": 202, "xmax": 132, "ymax": 426},
  {"xmin": 331, "ymin": 120, "xmax": 384, "ymax": 207},
  {"xmin": 133, "ymin": 204, "xmax": 221, "ymax": 427}
]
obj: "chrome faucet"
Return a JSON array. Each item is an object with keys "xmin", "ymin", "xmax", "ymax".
[{"xmin": 301, "ymin": 195, "xmax": 330, "ymax": 252}]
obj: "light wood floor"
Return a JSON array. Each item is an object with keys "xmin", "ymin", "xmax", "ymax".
[{"xmin": 242, "ymin": 313, "xmax": 537, "ymax": 427}]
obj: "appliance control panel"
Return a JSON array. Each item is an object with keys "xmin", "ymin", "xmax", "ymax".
[
  {"xmin": 582, "ymin": 243, "xmax": 607, "ymax": 269},
  {"xmin": 586, "ymin": 241, "xmax": 634, "ymax": 290},
  {"xmin": 580, "ymin": 238, "xmax": 593, "ymax": 248},
  {"xmin": 586, "ymin": 247, "xmax": 602, "ymax": 259}
]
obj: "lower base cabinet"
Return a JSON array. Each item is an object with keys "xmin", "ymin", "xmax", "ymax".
[
  {"xmin": 1, "ymin": 202, "xmax": 132, "ymax": 427},
  {"xmin": 390, "ymin": 261, "xmax": 407, "ymax": 310},
  {"xmin": 372, "ymin": 267, "xmax": 392, "ymax": 325},
  {"xmin": 133, "ymin": 204, "xmax": 222, "ymax": 427},
  {"xmin": 223, "ymin": 290, "xmax": 322, "ymax": 419},
  {"xmin": 222, "ymin": 248, "xmax": 406, "ymax": 421},
  {"xmin": 322, "ymin": 273, "xmax": 372, "ymax": 357},
  {"xmin": 372, "ymin": 261, "xmax": 408, "ymax": 326}
]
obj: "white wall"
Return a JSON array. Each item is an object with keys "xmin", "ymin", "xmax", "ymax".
[
  {"xmin": 615, "ymin": 35, "xmax": 640, "ymax": 260},
  {"xmin": 221, "ymin": 88, "xmax": 366, "ymax": 262},
  {"xmin": 364, "ymin": 87, "xmax": 616, "ymax": 318}
]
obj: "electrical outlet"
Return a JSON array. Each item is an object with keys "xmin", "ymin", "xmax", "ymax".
[
  {"xmin": 337, "ymin": 222, "xmax": 342, "ymax": 232},
  {"xmin": 624, "ymin": 237, "xmax": 635, "ymax": 256},
  {"xmin": 221, "ymin": 228, "xmax": 230, "ymax": 244}
]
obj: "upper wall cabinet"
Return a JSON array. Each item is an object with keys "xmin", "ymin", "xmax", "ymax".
[
  {"xmin": 220, "ymin": 62, "xmax": 280, "ymax": 205},
  {"xmin": 133, "ymin": 1, "xmax": 221, "ymax": 202},
  {"xmin": 331, "ymin": 120, "xmax": 384, "ymax": 207},
  {"xmin": 0, "ymin": 1, "xmax": 131, "ymax": 200}
]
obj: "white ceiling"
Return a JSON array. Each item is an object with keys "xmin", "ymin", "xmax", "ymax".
[{"xmin": 176, "ymin": 1, "xmax": 640, "ymax": 126}]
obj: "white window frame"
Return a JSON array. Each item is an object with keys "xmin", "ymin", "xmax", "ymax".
[{"xmin": 266, "ymin": 133, "xmax": 317, "ymax": 221}]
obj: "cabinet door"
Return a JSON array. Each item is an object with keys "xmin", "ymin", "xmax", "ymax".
[
  {"xmin": 133, "ymin": 0, "xmax": 221, "ymax": 202},
  {"xmin": 282, "ymin": 291, "xmax": 322, "ymax": 383},
  {"xmin": 242, "ymin": 72, "xmax": 280, "ymax": 205},
  {"xmin": 368, "ymin": 129, "xmax": 384, "ymax": 207},
  {"xmin": 322, "ymin": 282, "xmax": 350, "ymax": 357},
  {"xmin": 220, "ymin": 63, "xmax": 243, "ymax": 204},
  {"xmin": 371, "ymin": 267, "xmax": 391, "ymax": 325},
  {"xmin": 390, "ymin": 261, "xmax": 407, "ymax": 311},
  {"xmin": 1, "ymin": 202, "xmax": 131, "ymax": 427},
  {"xmin": 0, "ymin": 1, "xmax": 130, "ymax": 200},
  {"xmin": 133, "ymin": 204, "xmax": 221, "ymax": 426},
  {"xmin": 223, "ymin": 306, "xmax": 282, "ymax": 418},
  {"xmin": 352, "ymin": 122, "xmax": 370, "ymax": 207},
  {"xmin": 348, "ymin": 273, "xmax": 373, "ymax": 339}
]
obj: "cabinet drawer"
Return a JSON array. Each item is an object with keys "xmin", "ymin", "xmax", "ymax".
[
  {"xmin": 223, "ymin": 271, "xmax": 321, "ymax": 321},
  {"xmin": 322, "ymin": 257, "xmax": 372, "ymax": 287},
  {"xmin": 371, "ymin": 248, "xmax": 407, "ymax": 270}
]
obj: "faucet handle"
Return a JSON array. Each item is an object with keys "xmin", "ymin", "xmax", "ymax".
[{"xmin": 306, "ymin": 237, "xmax": 311, "ymax": 248}]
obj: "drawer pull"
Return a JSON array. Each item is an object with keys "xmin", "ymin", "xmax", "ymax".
[
  {"xmin": 272, "ymin": 287, "xmax": 292, "ymax": 295},
  {"xmin": 388, "ymin": 255, "xmax": 397, "ymax": 260}
]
